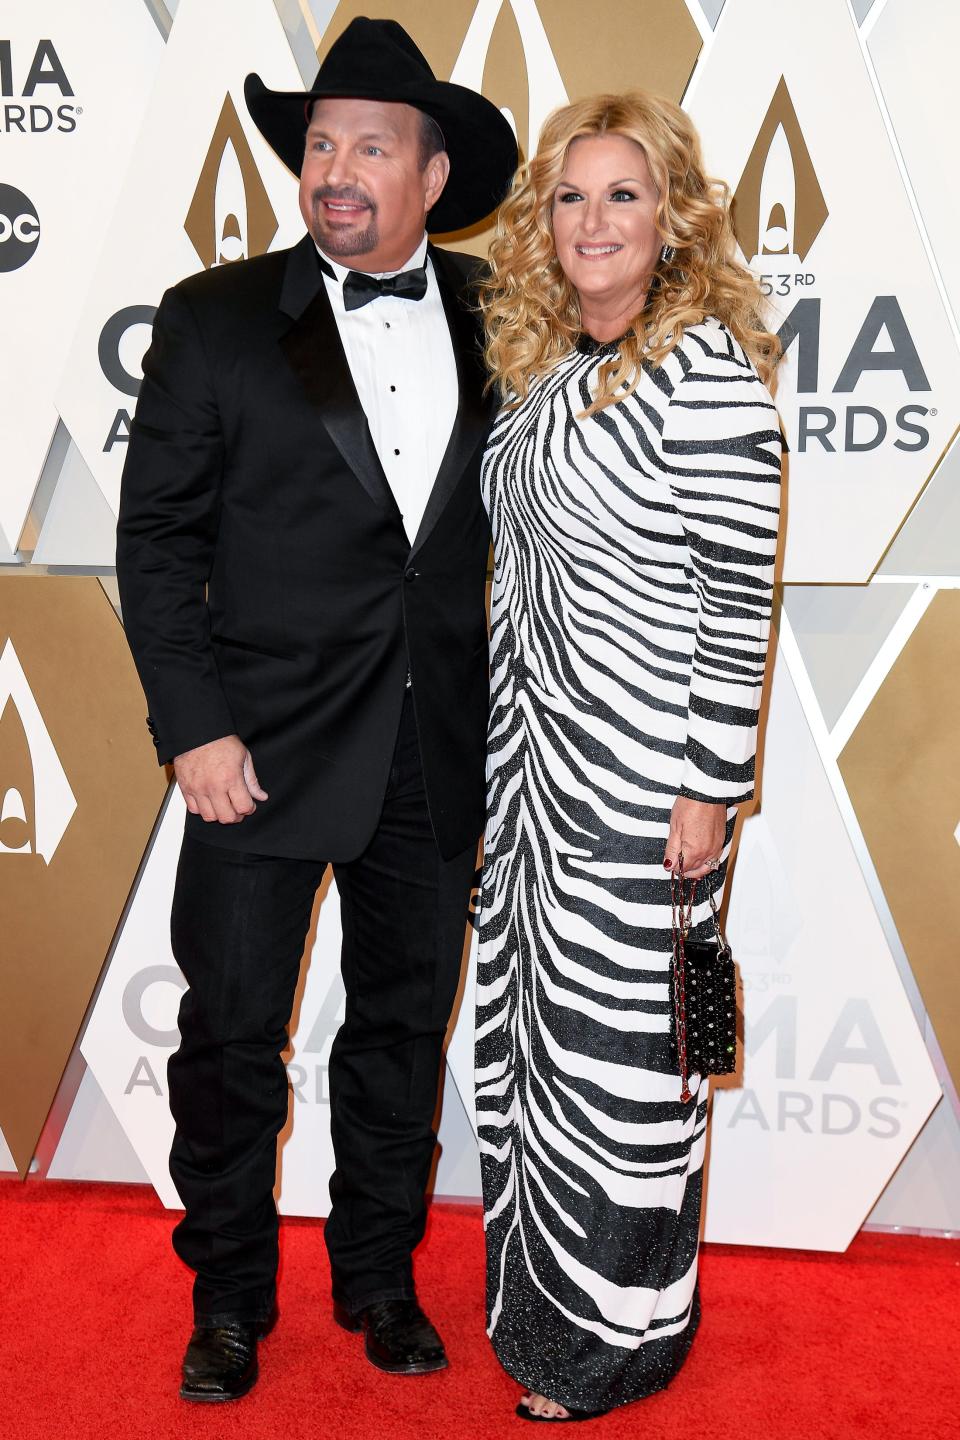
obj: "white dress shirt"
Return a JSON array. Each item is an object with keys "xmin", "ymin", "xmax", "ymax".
[{"xmin": 316, "ymin": 236, "xmax": 459, "ymax": 546}]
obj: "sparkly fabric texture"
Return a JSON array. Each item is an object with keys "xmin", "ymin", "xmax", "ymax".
[{"xmin": 475, "ymin": 321, "xmax": 781, "ymax": 1412}]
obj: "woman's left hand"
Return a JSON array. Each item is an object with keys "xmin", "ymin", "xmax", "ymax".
[{"xmin": 663, "ymin": 795, "xmax": 727, "ymax": 879}]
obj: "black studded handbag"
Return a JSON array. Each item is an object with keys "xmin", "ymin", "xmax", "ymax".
[{"xmin": 669, "ymin": 854, "xmax": 738, "ymax": 1103}]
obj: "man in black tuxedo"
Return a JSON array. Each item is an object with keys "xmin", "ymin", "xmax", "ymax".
[{"xmin": 116, "ymin": 19, "xmax": 516, "ymax": 1403}]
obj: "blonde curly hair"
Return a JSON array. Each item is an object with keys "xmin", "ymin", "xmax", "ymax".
[{"xmin": 481, "ymin": 91, "xmax": 780, "ymax": 415}]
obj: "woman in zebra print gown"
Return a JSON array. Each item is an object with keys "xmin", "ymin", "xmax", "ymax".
[{"xmin": 476, "ymin": 94, "xmax": 782, "ymax": 1422}]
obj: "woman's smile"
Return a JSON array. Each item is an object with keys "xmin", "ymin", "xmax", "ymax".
[{"xmin": 573, "ymin": 242, "xmax": 624, "ymax": 257}]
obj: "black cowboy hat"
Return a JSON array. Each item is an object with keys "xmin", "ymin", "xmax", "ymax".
[{"xmin": 245, "ymin": 16, "xmax": 518, "ymax": 234}]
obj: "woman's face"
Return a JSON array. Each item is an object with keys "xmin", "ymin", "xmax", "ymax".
[{"xmin": 552, "ymin": 134, "xmax": 661, "ymax": 322}]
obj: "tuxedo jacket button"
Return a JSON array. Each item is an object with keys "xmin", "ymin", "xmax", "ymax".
[{"xmin": 405, "ymin": 566, "xmax": 419, "ymax": 582}]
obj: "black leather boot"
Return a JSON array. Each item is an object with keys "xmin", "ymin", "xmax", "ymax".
[
  {"xmin": 333, "ymin": 1297, "xmax": 447, "ymax": 1375},
  {"xmin": 180, "ymin": 1309, "xmax": 276, "ymax": 1403}
]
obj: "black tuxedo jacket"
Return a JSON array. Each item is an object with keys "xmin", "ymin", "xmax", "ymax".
[{"xmin": 116, "ymin": 235, "xmax": 492, "ymax": 862}]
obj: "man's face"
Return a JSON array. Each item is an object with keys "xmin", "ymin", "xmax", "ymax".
[{"xmin": 300, "ymin": 97, "xmax": 450, "ymax": 273}]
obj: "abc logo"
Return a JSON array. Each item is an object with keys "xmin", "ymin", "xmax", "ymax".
[{"xmin": 0, "ymin": 183, "xmax": 40, "ymax": 271}]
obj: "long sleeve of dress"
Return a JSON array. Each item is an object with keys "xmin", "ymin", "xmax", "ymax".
[{"xmin": 660, "ymin": 332, "xmax": 782, "ymax": 805}]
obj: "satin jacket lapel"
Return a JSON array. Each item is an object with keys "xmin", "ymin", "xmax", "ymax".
[
  {"xmin": 409, "ymin": 246, "xmax": 492, "ymax": 558},
  {"xmin": 278, "ymin": 235, "xmax": 400, "ymax": 519}
]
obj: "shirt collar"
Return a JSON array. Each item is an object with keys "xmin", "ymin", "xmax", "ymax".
[{"xmin": 315, "ymin": 234, "xmax": 429, "ymax": 287}]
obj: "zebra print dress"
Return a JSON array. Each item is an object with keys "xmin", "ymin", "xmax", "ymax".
[{"xmin": 475, "ymin": 319, "xmax": 781, "ymax": 1412}]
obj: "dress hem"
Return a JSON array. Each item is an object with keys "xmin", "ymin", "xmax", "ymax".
[{"xmin": 488, "ymin": 1303, "xmax": 701, "ymax": 1414}]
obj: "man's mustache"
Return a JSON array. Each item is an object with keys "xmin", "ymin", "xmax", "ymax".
[{"xmin": 312, "ymin": 186, "xmax": 377, "ymax": 213}]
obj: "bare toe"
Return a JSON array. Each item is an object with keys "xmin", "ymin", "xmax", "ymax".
[{"xmin": 524, "ymin": 1393, "xmax": 571, "ymax": 1420}]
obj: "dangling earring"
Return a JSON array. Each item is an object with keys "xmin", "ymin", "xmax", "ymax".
[{"xmin": 660, "ymin": 244, "xmax": 676, "ymax": 265}]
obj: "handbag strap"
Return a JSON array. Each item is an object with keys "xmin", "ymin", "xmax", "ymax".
[
  {"xmin": 670, "ymin": 851, "xmax": 697, "ymax": 937},
  {"xmin": 706, "ymin": 876, "xmax": 729, "ymax": 952},
  {"xmin": 678, "ymin": 856, "xmax": 727, "ymax": 943}
]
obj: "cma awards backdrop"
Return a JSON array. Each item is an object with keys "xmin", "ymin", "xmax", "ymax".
[{"xmin": 1, "ymin": 0, "xmax": 958, "ymax": 1250}]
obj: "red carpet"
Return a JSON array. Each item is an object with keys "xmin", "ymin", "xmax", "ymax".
[{"xmin": 0, "ymin": 1180, "xmax": 956, "ymax": 1440}]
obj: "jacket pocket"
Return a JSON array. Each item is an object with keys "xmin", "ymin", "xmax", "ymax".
[{"xmin": 210, "ymin": 633, "xmax": 299, "ymax": 661}]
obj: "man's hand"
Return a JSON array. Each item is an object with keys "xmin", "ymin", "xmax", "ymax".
[
  {"xmin": 663, "ymin": 795, "xmax": 726, "ymax": 880},
  {"xmin": 173, "ymin": 735, "xmax": 268, "ymax": 824}
]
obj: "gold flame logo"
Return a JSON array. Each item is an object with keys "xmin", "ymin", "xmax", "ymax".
[
  {"xmin": 0, "ymin": 638, "xmax": 76, "ymax": 864},
  {"xmin": 0, "ymin": 691, "xmax": 35, "ymax": 857},
  {"xmin": 732, "ymin": 76, "xmax": 829, "ymax": 266},
  {"xmin": 184, "ymin": 93, "xmax": 278, "ymax": 269}
]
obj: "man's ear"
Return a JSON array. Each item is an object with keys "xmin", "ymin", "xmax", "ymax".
[{"xmin": 424, "ymin": 150, "xmax": 451, "ymax": 212}]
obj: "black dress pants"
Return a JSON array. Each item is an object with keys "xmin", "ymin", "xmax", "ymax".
[{"xmin": 167, "ymin": 692, "xmax": 477, "ymax": 1324}]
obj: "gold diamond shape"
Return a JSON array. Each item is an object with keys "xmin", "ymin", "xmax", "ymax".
[
  {"xmin": 0, "ymin": 578, "xmax": 167, "ymax": 1175},
  {"xmin": 732, "ymin": 76, "xmax": 829, "ymax": 264},
  {"xmin": 185, "ymin": 93, "xmax": 279, "ymax": 270},
  {"xmin": 839, "ymin": 590, "xmax": 960, "ymax": 1090}
]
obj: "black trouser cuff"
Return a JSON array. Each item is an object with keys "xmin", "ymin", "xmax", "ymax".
[{"xmin": 334, "ymin": 1282, "xmax": 416, "ymax": 1316}]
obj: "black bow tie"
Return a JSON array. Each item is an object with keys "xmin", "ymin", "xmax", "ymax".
[{"xmin": 341, "ymin": 265, "xmax": 428, "ymax": 311}]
